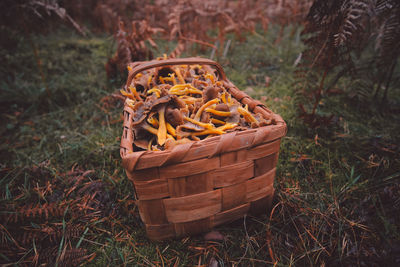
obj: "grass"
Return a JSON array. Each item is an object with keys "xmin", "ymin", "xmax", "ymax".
[{"xmin": 1, "ymin": 24, "xmax": 399, "ymax": 266}]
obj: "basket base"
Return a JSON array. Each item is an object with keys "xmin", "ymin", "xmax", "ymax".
[{"xmin": 144, "ymin": 191, "xmax": 274, "ymax": 241}]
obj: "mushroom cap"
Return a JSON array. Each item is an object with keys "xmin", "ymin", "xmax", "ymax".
[
  {"xmin": 209, "ymin": 103, "xmax": 232, "ymax": 121},
  {"xmin": 203, "ymin": 85, "xmax": 222, "ymax": 103},
  {"xmin": 131, "ymin": 95, "xmax": 173, "ymax": 126},
  {"xmin": 144, "ymin": 94, "xmax": 172, "ymax": 110},
  {"xmin": 176, "ymin": 120, "xmax": 207, "ymax": 139},
  {"xmin": 215, "ymin": 103, "xmax": 229, "ymax": 112},
  {"xmin": 226, "ymin": 105, "xmax": 241, "ymax": 124},
  {"xmin": 166, "ymin": 107, "xmax": 184, "ymax": 127},
  {"xmin": 131, "ymin": 102, "xmax": 147, "ymax": 126},
  {"xmin": 178, "ymin": 121, "xmax": 205, "ymax": 132},
  {"xmin": 133, "ymin": 138, "xmax": 150, "ymax": 150},
  {"xmin": 171, "ymin": 95, "xmax": 186, "ymax": 109}
]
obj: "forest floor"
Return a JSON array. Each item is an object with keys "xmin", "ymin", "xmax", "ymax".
[{"xmin": 1, "ymin": 25, "xmax": 400, "ymax": 266}]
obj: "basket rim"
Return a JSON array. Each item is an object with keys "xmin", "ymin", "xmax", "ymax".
[{"xmin": 121, "ymin": 101, "xmax": 286, "ymax": 158}]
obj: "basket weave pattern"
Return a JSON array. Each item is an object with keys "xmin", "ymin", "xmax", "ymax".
[{"xmin": 120, "ymin": 58, "xmax": 287, "ymax": 240}]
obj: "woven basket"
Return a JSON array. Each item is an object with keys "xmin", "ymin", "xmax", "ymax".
[{"xmin": 120, "ymin": 57, "xmax": 286, "ymax": 241}]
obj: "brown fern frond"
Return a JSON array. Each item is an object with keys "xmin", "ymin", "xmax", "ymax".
[
  {"xmin": 36, "ymin": 246, "xmax": 90, "ymax": 267},
  {"xmin": 0, "ymin": 166, "xmax": 104, "ymax": 266},
  {"xmin": 169, "ymin": 40, "xmax": 186, "ymax": 58},
  {"xmin": 16, "ymin": 202, "xmax": 65, "ymax": 223},
  {"xmin": 334, "ymin": 0, "xmax": 372, "ymax": 47},
  {"xmin": 375, "ymin": 1, "xmax": 400, "ymax": 60},
  {"xmin": 297, "ymin": 0, "xmax": 400, "ymax": 126},
  {"xmin": 57, "ymin": 248, "xmax": 90, "ymax": 267},
  {"xmin": 107, "ymin": 18, "xmax": 161, "ymax": 78}
]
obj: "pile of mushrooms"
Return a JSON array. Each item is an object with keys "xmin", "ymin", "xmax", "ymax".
[{"xmin": 121, "ymin": 64, "xmax": 275, "ymax": 151}]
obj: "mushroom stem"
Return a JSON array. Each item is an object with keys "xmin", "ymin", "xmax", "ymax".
[
  {"xmin": 205, "ymin": 108, "xmax": 231, "ymax": 117},
  {"xmin": 157, "ymin": 105, "xmax": 167, "ymax": 145},
  {"xmin": 169, "ymin": 73, "xmax": 177, "ymax": 85},
  {"xmin": 227, "ymin": 93, "xmax": 233, "ymax": 105},
  {"xmin": 238, "ymin": 106, "xmax": 258, "ymax": 124},
  {"xmin": 204, "ymin": 73, "xmax": 215, "ymax": 84},
  {"xmin": 141, "ymin": 123, "xmax": 158, "ymax": 135},
  {"xmin": 169, "ymin": 84, "xmax": 203, "ymax": 95},
  {"xmin": 120, "ymin": 89, "xmax": 136, "ymax": 100},
  {"xmin": 147, "ymin": 116, "xmax": 159, "ymax": 128},
  {"xmin": 147, "ymin": 74, "xmax": 153, "ymax": 88},
  {"xmin": 166, "ymin": 122, "xmax": 176, "ymax": 137},
  {"xmin": 141, "ymin": 122, "xmax": 174, "ymax": 140},
  {"xmin": 221, "ymin": 92, "xmax": 227, "ymax": 104},
  {"xmin": 211, "ymin": 118, "xmax": 226, "ymax": 125},
  {"xmin": 148, "ymin": 137, "xmax": 154, "ymax": 151},
  {"xmin": 128, "ymin": 86, "xmax": 142, "ymax": 101},
  {"xmin": 187, "ymin": 122, "xmax": 237, "ymax": 137},
  {"xmin": 194, "ymin": 98, "xmax": 220, "ymax": 121},
  {"xmin": 174, "ymin": 67, "xmax": 185, "ymax": 84},
  {"xmin": 147, "ymin": 88, "xmax": 161, "ymax": 97},
  {"xmin": 191, "ymin": 128, "xmax": 225, "ymax": 136},
  {"xmin": 184, "ymin": 117, "xmax": 214, "ymax": 130},
  {"xmin": 179, "ymin": 96, "xmax": 198, "ymax": 105},
  {"xmin": 217, "ymin": 123, "xmax": 238, "ymax": 131},
  {"xmin": 161, "ymin": 73, "xmax": 177, "ymax": 85},
  {"xmin": 125, "ymin": 99, "xmax": 136, "ymax": 109}
]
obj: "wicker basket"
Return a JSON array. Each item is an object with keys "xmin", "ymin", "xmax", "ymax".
[{"xmin": 120, "ymin": 57, "xmax": 286, "ymax": 240}]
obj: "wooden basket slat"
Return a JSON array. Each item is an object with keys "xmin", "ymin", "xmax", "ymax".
[
  {"xmin": 167, "ymin": 172, "xmax": 213, "ymax": 197},
  {"xmin": 221, "ymin": 183, "xmax": 247, "ymax": 211},
  {"xmin": 219, "ymin": 150, "xmax": 249, "ymax": 166},
  {"xmin": 130, "ymin": 167, "xmax": 160, "ymax": 181},
  {"xmin": 179, "ymin": 140, "xmax": 221, "ymax": 162},
  {"xmin": 225, "ymin": 132, "xmax": 258, "ymax": 152},
  {"xmin": 175, "ymin": 218, "xmax": 212, "ymax": 237},
  {"xmin": 145, "ymin": 224, "xmax": 176, "ymax": 240},
  {"xmin": 135, "ymin": 151, "xmax": 171, "ymax": 170},
  {"xmin": 134, "ymin": 179, "xmax": 169, "ymax": 200},
  {"xmin": 159, "ymin": 157, "xmax": 220, "ymax": 179},
  {"xmin": 120, "ymin": 135, "xmax": 132, "ymax": 151},
  {"xmin": 245, "ymin": 168, "xmax": 275, "ymax": 202},
  {"xmin": 247, "ymin": 139, "xmax": 281, "ymax": 160},
  {"xmin": 122, "ymin": 151, "xmax": 146, "ymax": 172},
  {"xmin": 213, "ymin": 203, "xmax": 250, "ymax": 227},
  {"xmin": 164, "ymin": 190, "xmax": 222, "ymax": 223},
  {"xmin": 122, "ymin": 110, "xmax": 131, "ymax": 128},
  {"xmin": 254, "ymin": 153, "xmax": 279, "ymax": 177},
  {"xmin": 212, "ymin": 161, "xmax": 254, "ymax": 188},
  {"xmin": 138, "ymin": 199, "xmax": 168, "ymax": 225}
]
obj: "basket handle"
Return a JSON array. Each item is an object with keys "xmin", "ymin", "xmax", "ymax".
[{"xmin": 125, "ymin": 57, "xmax": 227, "ymax": 88}]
